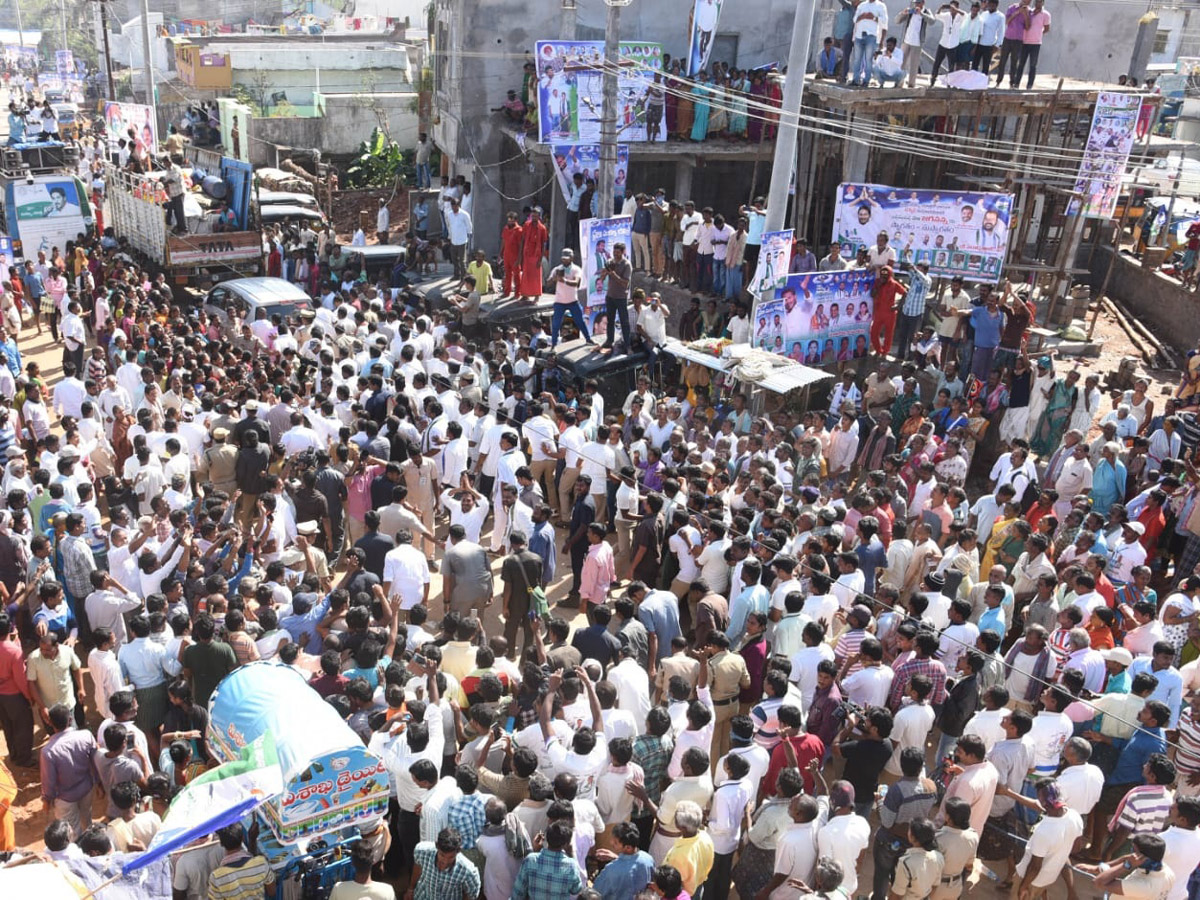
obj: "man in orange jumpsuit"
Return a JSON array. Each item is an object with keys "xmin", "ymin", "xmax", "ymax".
[
  {"xmin": 500, "ymin": 211, "xmax": 523, "ymax": 297},
  {"xmin": 519, "ymin": 207, "xmax": 549, "ymax": 302},
  {"xmin": 870, "ymin": 265, "xmax": 907, "ymax": 357}
]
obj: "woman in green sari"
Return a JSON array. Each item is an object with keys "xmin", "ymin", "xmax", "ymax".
[{"xmin": 1030, "ymin": 368, "xmax": 1080, "ymax": 457}]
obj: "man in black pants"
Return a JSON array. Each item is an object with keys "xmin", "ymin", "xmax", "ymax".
[
  {"xmin": 995, "ymin": 0, "xmax": 1029, "ymax": 86},
  {"xmin": 599, "ymin": 241, "xmax": 632, "ymax": 353}
]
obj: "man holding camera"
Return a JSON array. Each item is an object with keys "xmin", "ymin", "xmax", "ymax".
[{"xmin": 599, "ymin": 241, "xmax": 632, "ymax": 355}]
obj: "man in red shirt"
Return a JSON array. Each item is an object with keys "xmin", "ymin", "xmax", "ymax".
[
  {"xmin": 870, "ymin": 266, "xmax": 906, "ymax": 356},
  {"xmin": 0, "ymin": 613, "xmax": 35, "ymax": 767},
  {"xmin": 1137, "ymin": 489, "xmax": 1168, "ymax": 553},
  {"xmin": 500, "ymin": 211, "xmax": 523, "ymax": 297},
  {"xmin": 761, "ymin": 700, "xmax": 825, "ymax": 797}
]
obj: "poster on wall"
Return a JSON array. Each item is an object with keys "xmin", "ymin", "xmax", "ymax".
[
  {"xmin": 535, "ymin": 41, "xmax": 665, "ymax": 144},
  {"xmin": 686, "ymin": 0, "xmax": 726, "ymax": 75},
  {"xmin": 833, "ymin": 183, "xmax": 1012, "ymax": 282},
  {"xmin": 103, "ymin": 101, "xmax": 159, "ymax": 155},
  {"xmin": 551, "ymin": 144, "xmax": 630, "ymax": 202},
  {"xmin": 748, "ymin": 229, "xmax": 793, "ymax": 295},
  {"xmin": 580, "ymin": 215, "xmax": 632, "ymax": 341},
  {"xmin": 1070, "ymin": 91, "xmax": 1140, "ymax": 219},
  {"xmin": 755, "ymin": 270, "xmax": 875, "ymax": 365},
  {"xmin": 54, "ymin": 49, "xmax": 73, "ymax": 75}
]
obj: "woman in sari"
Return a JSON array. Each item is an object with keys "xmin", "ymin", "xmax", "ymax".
[
  {"xmin": 1030, "ymin": 368, "xmax": 1079, "ymax": 457},
  {"xmin": 980, "ymin": 503, "xmax": 1019, "ymax": 572},
  {"xmin": 664, "ymin": 61, "xmax": 680, "ymax": 136},
  {"xmin": 690, "ymin": 72, "xmax": 713, "ymax": 142},
  {"xmin": 747, "ymin": 72, "xmax": 766, "ymax": 142},
  {"xmin": 672, "ymin": 66, "xmax": 694, "ymax": 140},
  {"xmin": 890, "ymin": 378, "xmax": 919, "ymax": 436},
  {"xmin": 707, "ymin": 75, "xmax": 728, "ymax": 137},
  {"xmin": 764, "ymin": 73, "xmax": 783, "ymax": 140},
  {"xmin": 728, "ymin": 70, "xmax": 749, "ymax": 138},
  {"xmin": 898, "ymin": 401, "xmax": 927, "ymax": 442},
  {"xmin": 1176, "ymin": 339, "xmax": 1200, "ymax": 409}
]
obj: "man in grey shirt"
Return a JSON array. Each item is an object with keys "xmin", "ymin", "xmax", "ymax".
[
  {"xmin": 599, "ymin": 241, "xmax": 633, "ymax": 354},
  {"xmin": 442, "ymin": 524, "xmax": 494, "ymax": 617}
]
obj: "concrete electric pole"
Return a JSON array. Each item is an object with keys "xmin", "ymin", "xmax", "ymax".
[
  {"xmin": 763, "ymin": 0, "xmax": 818, "ymax": 234},
  {"xmin": 140, "ymin": 0, "xmax": 155, "ymax": 105},
  {"xmin": 596, "ymin": 0, "xmax": 628, "ymax": 221}
]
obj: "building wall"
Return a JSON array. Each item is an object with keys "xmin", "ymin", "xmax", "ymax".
[
  {"xmin": 1089, "ymin": 246, "xmax": 1200, "ymax": 352},
  {"xmin": 247, "ymin": 95, "xmax": 420, "ymax": 163}
]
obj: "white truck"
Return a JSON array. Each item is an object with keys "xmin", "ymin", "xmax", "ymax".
[{"xmin": 102, "ymin": 148, "xmax": 261, "ymax": 284}]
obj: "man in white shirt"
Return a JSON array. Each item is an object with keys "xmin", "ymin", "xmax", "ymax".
[
  {"xmin": 849, "ymin": 0, "xmax": 890, "ymax": 86},
  {"xmin": 443, "ymin": 198, "xmax": 472, "ymax": 279}
]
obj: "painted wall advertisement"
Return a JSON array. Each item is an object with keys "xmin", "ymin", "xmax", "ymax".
[
  {"xmin": 580, "ymin": 215, "xmax": 632, "ymax": 340},
  {"xmin": 748, "ymin": 229, "xmax": 793, "ymax": 295},
  {"xmin": 102, "ymin": 101, "xmax": 159, "ymax": 155},
  {"xmin": 551, "ymin": 144, "xmax": 630, "ymax": 202},
  {"xmin": 535, "ymin": 41, "xmax": 666, "ymax": 143},
  {"xmin": 12, "ymin": 179, "xmax": 86, "ymax": 257},
  {"xmin": 686, "ymin": 0, "xmax": 726, "ymax": 75},
  {"xmin": 833, "ymin": 183, "xmax": 1012, "ymax": 282},
  {"xmin": 755, "ymin": 270, "xmax": 875, "ymax": 365},
  {"xmin": 1070, "ymin": 91, "xmax": 1140, "ymax": 219}
]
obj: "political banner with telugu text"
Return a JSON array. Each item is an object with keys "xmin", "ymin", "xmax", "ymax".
[{"xmin": 833, "ymin": 183, "xmax": 1012, "ymax": 282}]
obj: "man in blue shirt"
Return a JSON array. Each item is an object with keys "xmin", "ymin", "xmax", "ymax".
[
  {"xmin": 1100, "ymin": 699, "xmax": 1170, "ymax": 787},
  {"xmin": 1129, "ymin": 642, "xmax": 1184, "ymax": 728},
  {"xmin": 592, "ymin": 821, "xmax": 654, "ymax": 900},
  {"xmin": 955, "ymin": 290, "xmax": 1005, "ymax": 381},
  {"xmin": 0, "ymin": 326, "xmax": 20, "ymax": 376},
  {"xmin": 279, "ymin": 591, "xmax": 332, "ymax": 654},
  {"xmin": 817, "ymin": 37, "xmax": 844, "ymax": 78}
]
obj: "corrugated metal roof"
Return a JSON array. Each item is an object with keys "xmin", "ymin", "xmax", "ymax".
[
  {"xmin": 752, "ymin": 364, "xmax": 836, "ymax": 393},
  {"xmin": 663, "ymin": 339, "xmax": 835, "ymax": 392}
]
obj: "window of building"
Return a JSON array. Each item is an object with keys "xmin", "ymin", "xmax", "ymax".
[{"xmin": 1153, "ymin": 28, "xmax": 1170, "ymax": 55}]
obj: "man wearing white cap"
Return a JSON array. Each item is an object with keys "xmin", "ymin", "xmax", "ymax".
[{"xmin": 1108, "ymin": 522, "xmax": 1148, "ymax": 585}]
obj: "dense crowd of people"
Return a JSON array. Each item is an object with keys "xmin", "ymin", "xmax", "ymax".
[{"xmin": 2, "ymin": 147, "xmax": 1200, "ymax": 900}]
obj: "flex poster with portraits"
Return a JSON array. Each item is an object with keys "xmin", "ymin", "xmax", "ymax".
[
  {"xmin": 535, "ymin": 41, "xmax": 665, "ymax": 143},
  {"xmin": 580, "ymin": 215, "xmax": 632, "ymax": 310},
  {"xmin": 747, "ymin": 229, "xmax": 793, "ymax": 295},
  {"xmin": 551, "ymin": 144, "xmax": 630, "ymax": 202},
  {"xmin": 103, "ymin": 101, "xmax": 159, "ymax": 155},
  {"xmin": 12, "ymin": 179, "xmax": 87, "ymax": 257},
  {"xmin": 686, "ymin": 0, "xmax": 726, "ymax": 75},
  {"xmin": 1070, "ymin": 91, "xmax": 1140, "ymax": 218},
  {"xmin": 754, "ymin": 270, "xmax": 875, "ymax": 366},
  {"xmin": 833, "ymin": 183, "xmax": 1012, "ymax": 282}
]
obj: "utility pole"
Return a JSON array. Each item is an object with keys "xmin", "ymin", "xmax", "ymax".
[
  {"xmin": 596, "ymin": 0, "xmax": 627, "ymax": 221},
  {"xmin": 96, "ymin": 0, "xmax": 116, "ymax": 100},
  {"xmin": 58, "ymin": 0, "xmax": 67, "ymax": 58},
  {"xmin": 13, "ymin": 0, "xmax": 23, "ymax": 55},
  {"xmin": 763, "ymin": 0, "xmax": 818, "ymax": 234},
  {"xmin": 140, "ymin": 0, "xmax": 155, "ymax": 105}
]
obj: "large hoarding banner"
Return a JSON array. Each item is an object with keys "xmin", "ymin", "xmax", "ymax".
[
  {"xmin": 54, "ymin": 49, "xmax": 73, "ymax": 75},
  {"xmin": 551, "ymin": 144, "xmax": 630, "ymax": 202},
  {"xmin": 535, "ymin": 41, "xmax": 665, "ymax": 144},
  {"xmin": 686, "ymin": 0, "xmax": 726, "ymax": 75},
  {"xmin": 12, "ymin": 179, "xmax": 86, "ymax": 257},
  {"xmin": 748, "ymin": 229, "xmax": 793, "ymax": 295},
  {"xmin": 833, "ymin": 183, "xmax": 1012, "ymax": 282},
  {"xmin": 755, "ymin": 270, "xmax": 875, "ymax": 365},
  {"xmin": 103, "ymin": 101, "xmax": 159, "ymax": 155},
  {"xmin": 1070, "ymin": 91, "xmax": 1140, "ymax": 219}
]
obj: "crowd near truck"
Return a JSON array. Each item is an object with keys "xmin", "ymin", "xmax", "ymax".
[{"xmin": 103, "ymin": 147, "xmax": 262, "ymax": 284}]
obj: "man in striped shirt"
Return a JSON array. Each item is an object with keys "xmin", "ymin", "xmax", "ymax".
[
  {"xmin": 1175, "ymin": 691, "xmax": 1200, "ymax": 798},
  {"xmin": 1097, "ymin": 752, "xmax": 1177, "ymax": 862},
  {"xmin": 208, "ymin": 822, "xmax": 275, "ymax": 900}
]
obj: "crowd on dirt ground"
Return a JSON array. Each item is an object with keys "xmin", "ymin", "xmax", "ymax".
[{"xmin": 0, "ymin": 169, "xmax": 1199, "ymax": 900}]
